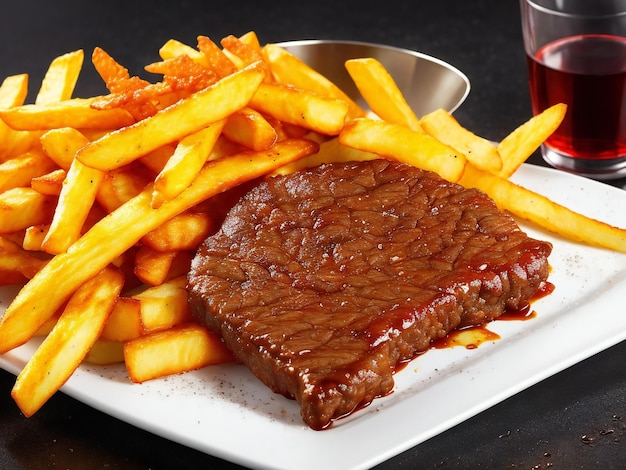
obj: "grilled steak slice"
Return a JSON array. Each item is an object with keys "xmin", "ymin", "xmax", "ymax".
[{"xmin": 187, "ymin": 159, "xmax": 552, "ymax": 430}]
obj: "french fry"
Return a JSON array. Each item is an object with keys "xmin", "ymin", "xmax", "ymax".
[
  {"xmin": 76, "ymin": 63, "xmax": 265, "ymax": 171},
  {"xmin": 124, "ymin": 323, "xmax": 234, "ymax": 383},
  {"xmin": 344, "ymin": 57, "xmax": 421, "ymax": 130},
  {"xmin": 160, "ymin": 250, "xmax": 193, "ymax": 281},
  {"xmin": 459, "ymin": 164, "xmax": 626, "ymax": 253},
  {"xmin": 11, "ymin": 266, "xmax": 124, "ymax": 417},
  {"xmin": 100, "ymin": 297, "xmax": 143, "ymax": 342},
  {"xmin": 2, "ymin": 45, "xmax": 83, "ymax": 162},
  {"xmin": 40, "ymin": 127, "xmax": 90, "ymax": 170},
  {"xmin": 84, "ymin": 339, "xmax": 125, "ymax": 365},
  {"xmin": 0, "ymin": 74, "xmax": 35, "ymax": 161},
  {"xmin": 139, "ymin": 143, "xmax": 176, "ymax": 173},
  {"xmin": 141, "ymin": 211, "xmax": 214, "ymax": 252},
  {"xmin": 262, "ymin": 43, "xmax": 365, "ymax": 121},
  {"xmin": 420, "ymin": 108, "xmax": 502, "ymax": 173},
  {"xmin": 34, "ymin": 313, "xmax": 60, "ymax": 337},
  {"xmin": 134, "ymin": 247, "xmax": 178, "ymax": 286},
  {"xmin": 0, "ymin": 236, "xmax": 47, "ymax": 282},
  {"xmin": 134, "ymin": 276, "xmax": 191, "ymax": 333},
  {"xmin": 0, "ymin": 138, "xmax": 318, "ymax": 354},
  {"xmin": 0, "ymin": 187, "xmax": 56, "ymax": 233},
  {"xmin": 196, "ymin": 36, "xmax": 238, "ymax": 78},
  {"xmin": 339, "ymin": 118, "xmax": 467, "ymax": 183},
  {"xmin": 273, "ymin": 136, "xmax": 378, "ymax": 176},
  {"xmin": 159, "ymin": 38, "xmax": 209, "ymax": 67},
  {"xmin": 151, "ymin": 120, "xmax": 225, "ymax": 209},
  {"xmin": 91, "ymin": 46, "xmax": 148, "ymax": 94},
  {"xmin": 22, "ymin": 224, "xmax": 50, "ymax": 251},
  {"xmin": 221, "ymin": 35, "xmax": 265, "ymax": 68},
  {"xmin": 250, "ymin": 83, "xmax": 348, "ymax": 135},
  {"xmin": 239, "ymin": 31, "xmax": 262, "ymax": 51},
  {"xmin": 96, "ymin": 163, "xmax": 153, "ymax": 213},
  {"xmin": 0, "ymin": 148, "xmax": 57, "ymax": 193},
  {"xmin": 30, "ymin": 168, "xmax": 66, "ymax": 196},
  {"xmin": 0, "ymin": 98, "xmax": 135, "ymax": 131},
  {"xmin": 0, "ymin": 74, "xmax": 28, "ymax": 108},
  {"xmin": 41, "ymin": 130, "xmax": 102, "ymax": 254},
  {"xmin": 35, "ymin": 49, "xmax": 84, "ymax": 105},
  {"xmin": 222, "ymin": 107, "xmax": 277, "ymax": 152},
  {"xmin": 497, "ymin": 103, "xmax": 567, "ymax": 178}
]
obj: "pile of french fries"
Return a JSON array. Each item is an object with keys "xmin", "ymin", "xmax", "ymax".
[{"xmin": 0, "ymin": 31, "xmax": 625, "ymax": 418}]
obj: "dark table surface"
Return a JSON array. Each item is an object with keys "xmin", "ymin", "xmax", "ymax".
[{"xmin": 1, "ymin": 1, "xmax": 625, "ymax": 469}]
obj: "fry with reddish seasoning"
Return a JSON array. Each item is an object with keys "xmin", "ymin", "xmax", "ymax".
[{"xmin": 77, "ymin": 63, "xmax": 265, "ymax": 171}]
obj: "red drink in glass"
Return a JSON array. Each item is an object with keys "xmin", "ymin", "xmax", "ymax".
[{"xmin": 527, "ymin": 34, "xmax": 626, "ymax": 162}]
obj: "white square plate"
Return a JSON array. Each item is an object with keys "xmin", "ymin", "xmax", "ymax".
[{"xmin": 1, "ymin": 164, "xmax": 625, "ymax": 470}]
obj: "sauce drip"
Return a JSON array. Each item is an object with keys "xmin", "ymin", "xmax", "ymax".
[
  {"xmin": 431, "ymin": 281, "xmax": 555, "ymax": 350},
  {"xmin": 431, "ymin": 325, "xmax": 500, "ymax": 350}
]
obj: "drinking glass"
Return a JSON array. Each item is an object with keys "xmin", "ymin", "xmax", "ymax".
[{"xmin": 519, "ymin": 0, "xmax": 626, "ymax": 179}]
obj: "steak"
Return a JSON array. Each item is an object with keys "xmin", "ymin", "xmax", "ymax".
[{"xmin": 187, "ymin": 159, "xmax": 552, "ymax": 430}]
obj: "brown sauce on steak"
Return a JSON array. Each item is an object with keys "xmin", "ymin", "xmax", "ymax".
[{"xmin": 187, "ymin": 159, "xmax": 552, "ymax": 430}]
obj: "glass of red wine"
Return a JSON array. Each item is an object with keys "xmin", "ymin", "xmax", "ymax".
[{"xmin": 520, "ymin": 0, "xmax": 626, "ymax": 179}]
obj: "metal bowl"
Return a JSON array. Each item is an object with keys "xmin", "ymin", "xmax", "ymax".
[{"xmin": 278, "ymin": 39, "xmax": 470, "ymax": 117}]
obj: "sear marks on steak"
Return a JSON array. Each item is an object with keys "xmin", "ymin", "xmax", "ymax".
[{"xmin": 187, "ymin": 159, "xmax": 552, "ymax": 430}]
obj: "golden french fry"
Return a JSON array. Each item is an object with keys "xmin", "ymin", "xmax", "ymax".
[
  {"xmin": 344, "ymin": 57, "xmax": 421, "ymax": 130},
  {"xmin": 35, "ymin": 49, "xmax": 84, "ymax": 105},
  {"xmin": 222, "ymin": 107, "xmax": 277, "ymax": 152},
  {"xmin": 134, "ymin": 246, "xmax": 178, "ymax": 286},
  {"xmin": 0, "ymin": 148, "xmax": 58, "ymax": 193},
  {"xmin": 100, "ymin": 297, "xmax": 143, "ymax": 342},
  {"xmin": 96, "ymin": 163, "xmax": 153, "ymax": 213},
  {"xmin": 34, "ymin": 313, "xmax": 59, "ymax": 337},
  {"xmin": 340, "ymin": 118, "xmax": 467, "ymax": 183},
  {"xmin": 159, "ymin": 250, "xmax": 193, "ymax": 281},
  {"xmin": 497, "ymin": 103, "xmax": 567, "ymax": 178},
  {"xmin": 0, "ymin": 98, "xmax": 135, "ymax": 131},
  {"xmin": 40, "ymin": 127, "xmax": 90, "ymax": 170},
  {"xmin": 76, "ymin": 63, "xmax": 265, "ymax": 171},
  {"xmin": 124, "ymin": 323, "xmax": 234, "ymax": 383},
  {"xmin": 0, "ymin": 138, "xmax": 317, "ymax": 354},
  {"xmin": 141, "ymin": 211, "xmax": 214, "ymax": 252},
  {"xmin": 239, "ymin": 31, "xmax": 262, "ymax": 50},
  {"xmin": 250, "ymin": 82, "xmax": 348, "ymax": 135},
  {"xmin": 30, "ymin": 168, "xmax": 66, "ymax": 196},
  {"xmin": 459, "ymin": 164, "xmax": 626, "ymax": 253},
  {"xmin": 12, "ymin": 267, "xmax": 124, "ymax": 416},
  {"xmin": 273, "ymin": 136, "xmax": 378, "ymax": 176},
  {"xmin": 84, "ymin": 339, "xmax": 125, "ymax": 365},
  {"xmin": 0, "ymin": 74, "xmax": 29, "ymax": 108},
  {"xmin": 42, "ymin": 130, "xmax": 103, "ymax": 254},
  {"xmin": 22, "ymin": 224, "xmax": 50, "ymax": 251},
  {"xmin": 0, "ymin": 187, "xmax": 55, "ymax": 233},
  {"xmin": 0, "ymin": 236, "xmax": 47, "ymax": 282},
  {"xmin": 138, "ymin": 143, "xmax": 176, "ymax": 173},
  {"xmin": 151, "ymin": 120, "xmax": 225, "ymax": 209},
  {"xmin": 420, "ymin": 108, "xmax": 502, "ymax": 173},
  {"xmin": 0, "ymin": 74, "xmax": 36, "ymax": 161},
  {"xmin": 134, "ymin": 276, "xmax": 191, "ymax": 333},
  {"xmin": 159, "ymin": 38, "xmax": 208, "ymax": 67},
  {"xmin": 263, "ymin": 43, "xmax": 365, "ymax": 121}
]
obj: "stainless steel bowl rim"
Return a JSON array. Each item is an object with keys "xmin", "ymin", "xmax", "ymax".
[{"xmin": 275, "ymin": 39, "xmax": 471, "ymax": 114}]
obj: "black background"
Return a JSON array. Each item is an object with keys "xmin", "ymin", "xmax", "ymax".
[{"xmin": 1, "ymin": 1, "xmax": 625, "ymax": 469}]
